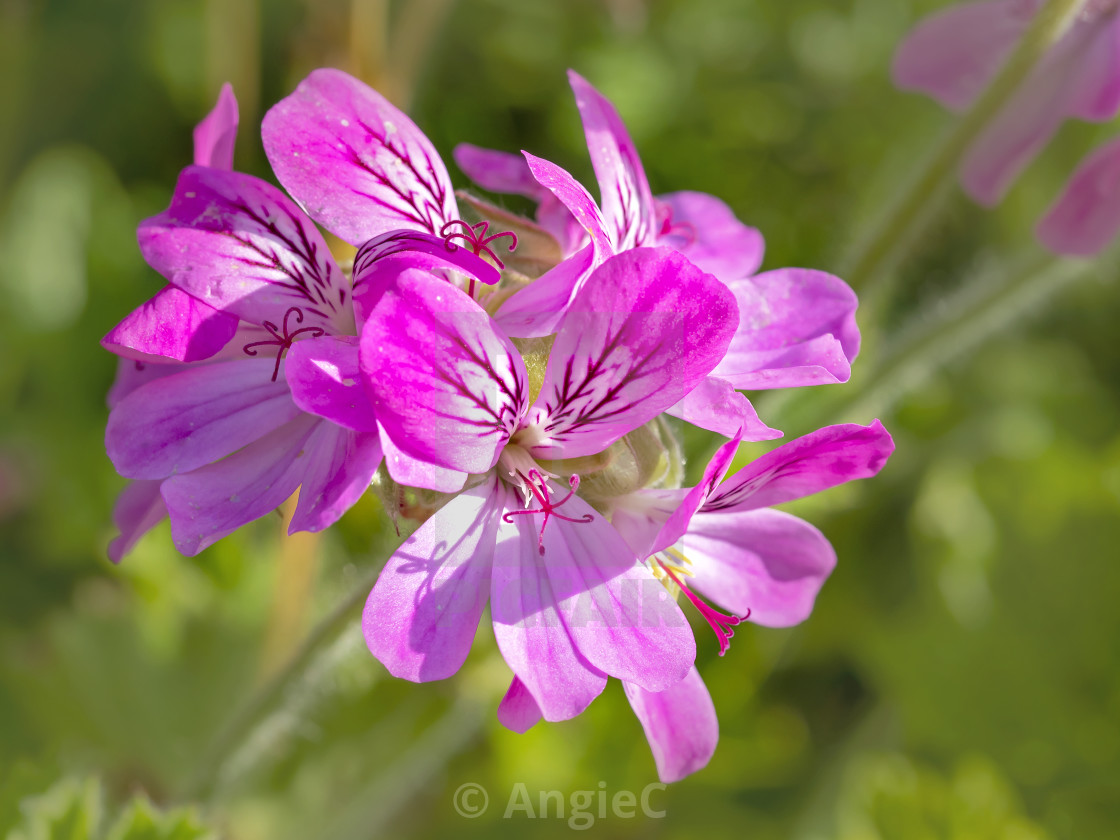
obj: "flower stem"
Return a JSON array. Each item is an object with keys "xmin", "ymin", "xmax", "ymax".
[{"xmin": 844, "ymin": 0, "xmax": 1091, "ymax": 300}]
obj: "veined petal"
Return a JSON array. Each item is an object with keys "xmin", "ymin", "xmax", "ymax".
[
  {"xmin": 525, "ymin": 248, "xmax": 738, "ymax": 459},
  {"xmin": 285, "ymin": 335, "xmax": 377, "ymax": 432},
  {"xmin": 1037, "ymin": 134, "xmax": 1120, "ymax": 256},
  {"xmin": 363, "ymin": 477, "xmax": 501, "ymax": 681},
  {"xmin": 193, "ymin": 82, "xmax": 239, "ymax": 170},
  {"xmin": 107, "ymin": 480, "xmax": 167, "ymax": 564},
  {"xmin": 106, "ymin": 358, "xmax": 180, "ymax": 409},
  {"xmin": 523, "ymin": 152, "xmax": 614, "ymax": 257},
  {"xmin": 568, "ymin": 71, "xmax": 658, "ymax": 250},
  {"xmin": 713, "ymin": 269, "xmax": 859, "ymax": 389},
  {"xmin": 685, "ymin": 508, "xmax": 837, "ymax": 627},
  {"xmin": 497, "ymin": 676, "xmax": 543, "ymax": 733},
  {"xmin": 138, "ymin": 165, "xmax": 351, "ymax": 333},
  {"xmin": 493, "ymin": 244, "xmax": 595, "ymax": 338},
  {"xmin": 106, "ymin": 358, "xmax": 302, "ymax": 480},
  {"xmin": 360, "ymin": 268, "xmax": 528, "ymax": 474},
  {"xmin": 161, "ymin": 414, "xmax": 318, "ymax": 555},
  {"xmin": 664, "ymin": 376, "xmax": 781, "ymax": 440},
  {"xmin": 102, "ymin": 285, "xmax": 238, "ymax": 364},
  {"xmin": 701, "ymin": 420, "xmax": 894, "ymax": 514},
  {"xmin": 656, "ymin": 191, "xmax": 765, "ymax": 281},
  {"xmin": 453, "ymin": 143, "xmax": 547, "ymax": 200},
  {"xmin": 263, "ymin": 68, "xmax": 457, "ymax": 244},
  {"xmin": 624, "ymin": 667, "xmax": 719, "ymax": 783},
  {"xmin": 288, "ymin": 425, "xmax": 382, "ymax": 533}
]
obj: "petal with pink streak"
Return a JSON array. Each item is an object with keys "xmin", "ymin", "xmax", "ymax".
[
  {"xmin": 360, "ymin": 268, "xmax": 528, "ymax": 475},
  {"xmin": 453, "ymin": 143, "xmax": 547, "ymax": 200},
  {"xmin": 193, "ymin": 82, "xmax": 239, "ymax": 170},
  {"xmin": 713, "ymin": 268, "xmax": 859, "ymax": 389},
  {"xmin": 685, "ymin": 508, "xmax": 837, "ymax": 627},
  {"xmin": 526, "ymin": 248, "xmax": 738, "ymax": 459},
  {"xmin": 1037, "ymin": 134, "xmax": 1120, "ymax": 256},
  {"xmin": 523, "ymin": 152, "xmax": 614, "ymax": 257},
  {"xmin": 656, "ymin": 191, "xmax": 765, "ymax": 281},
  {"xmin": 107, "ymin": 480, "xmax": 167, "ymax": 563},
  {"xmin": 702, "ymin": 421, "xmax": 894, "ymax": 514},
  {"xmin": 289, "ymin": 425, "xmax": 382, "ymax": 533},
  {"xmin": 891, "ymin": 0, "xmax": 1040, "ymax": 110},
  {"xmin": 138, "ymin": 165, "xmax": 351, "ymax": 333},
  {"xmin": 493, "ymin": 244, "xmax": 595, "ymax": 338},
  {"xmin": 568, "ymin": 71, "xmax": 658, "ymax": 250},
  {"xmin": 285, "ymin": 335, "xmax": 378, "ymax": 432},
  {"xmin": 263, "ymin": 68, "xmax": 457, "ymax": 243},
  {"xmin": 363, "ymin": 477, "xmax": 501, "ymax": 681},
  {"xmin": 102, "ymin": 285, "xmax": 238, "ymax": 364},
  {"xmin": 105, "ymin": 358, "xmax": 301, "ymax": 480},
  {"xmin": 609, "ymin": 487, "xmax": 688, "ymax": 561},
  {"xmin": 161, "ymin": 414, "xmax": 319, "ymax": 555},
  {"xmin": 624, "ymin": 666, "xmax": 718, "ymax": 783},
  {"xmin": 497, "ymin": 676, "xmax": 543, "ymax": 733},
  {"xmin": 664, "ymin": 376, "xmax": 781, "ymax": 440}
]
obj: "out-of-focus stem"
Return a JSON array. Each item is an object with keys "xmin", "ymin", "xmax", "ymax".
[
  {"xmin": 844, "ymin": 0, "xmax": 1090, "ymax": 304},
  {"xmin": 386, "ymin": 0, "xmax": 458, "ymax": 109},
  {"xmin": 204, "ymin": 0, "xmax": 260, "ymax": 131},
  {"xmin": 349, "ymin": 0, "xmax": 390, "ymax": 89}
]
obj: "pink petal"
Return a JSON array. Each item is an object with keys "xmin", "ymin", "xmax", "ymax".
[
  {"xmin": 1037, "ymin": 134, "xmax": 1120, "ymax": 256},
  {"xmin": 161, "ymin": 414, "xmax": 320, "ymax": 555},
  {"xmin": 713, "ymin": 268, "xmax": 860, "ymax": 390},
  {"xmin": 493, "ymin": 243, "xmax": 595, "ymax": 338},
  {"xmin": 106, "ymin": 358, "xmax": 181, "ymax": 409},
  {"xmin": 568, "ymin": 71, "xmax": 658, "ymax": 250},
  {"xmin": 288, "ymin": 425, "xmax": 382, "ymax": 534},
  {"xmin": 453, "ymin": 143, "xmax": 547, "ymax": 199},
  {"xmin": 525, "ymin": 248, "xmax": 738, "ymax": 459},
  {"xmin": 497, "ymin": 676, "xmax": 543, "ymax": 733},
  {"xmin": 686, "ymin": 509, "xmax": 836, "ymax": 627},
  {"xmin": 623, "ymin": 666, "xmax": 718, "ymax": 783},
  {"xmin": 107, "ymin": 480, "xmax": 167, "ymax": 563},
  {"xmin": 664, "ymin": 376, "xmax": 781, "ymax": 440},
  {"xmin": 193, "ymin": 82, "xmax": 239, "ymax": 170},
  {"xmin": 262, "ymin": 68, "xmax": 457, "ymax": 244},
  {"xmin": 656, "ymin": 191, "xmax": 765, "ymax": 281},
  {"xmin": 523, "ymin": 152, "xmax": 615, "ymax": 257},
  {"xmin": 102, "ymin": 285, "xmax": 238, "ymax": 364},
  {"xmin": 105, "ymin": 358, "xmax": 301, "ymax": 480},
  {"xmin": 702, "ymin": 420, "xmax": 894, "ymax": 514},
  {"xmin": 379, "ymin": 431, "xmax": 468, "ymax": 494},
  {"xmin": 285, "ymin": 335, "xmax": 378, "ymax": 432},
  {"xmin": 363, "ymin": 477, "xmax": 501, "ymax": 681},
  {"xmin": 138, "ymin": 166, "xmax": 351, "ymax": 333},
  {"xmin": 359, "ymin": 268, "xmax": 528, "ymax": 475}
]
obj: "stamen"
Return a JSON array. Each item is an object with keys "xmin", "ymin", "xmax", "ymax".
[
  {"xmin": 242, "ymin": 306, "xmax": 325, "ymax": 381},
  {"xmin": 440, "ymin": 220, "xmax": 518, "ymax": 269},
  {"xmin": 662, "ymin": 219, "xmax": 698, "ymax": 247},
  {"xmin": 502, "ymin": 470, "xmax": 593, "ymax": 555},
  {"xmin": 657, "ymin": 558, "xmax": 749, "ymax": 656}
]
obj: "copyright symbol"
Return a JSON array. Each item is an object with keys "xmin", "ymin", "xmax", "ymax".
[{"xmin": 453, "ymin": 782, "xmax": 488, "ymax": 818}]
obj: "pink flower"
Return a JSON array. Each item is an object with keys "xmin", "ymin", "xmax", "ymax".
[
  {"xmin": 892, "ymin": 0, "xmax": 1120, "ymax": 205},
  {"xmin": 1037, "ymin": 132, "xmax": 1120, "ymax": 255}
]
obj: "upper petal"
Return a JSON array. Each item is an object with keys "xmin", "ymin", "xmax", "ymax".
[
  {"xmin": 138, "ymin": 165, "xmax": 351, "ymax": 333},
  {"xmin": 663, "ymin": 376, "xmax": 781, "ymax": 441},
  {"xmin": 623, "ymin": 666, "xmax": 719, "ymax": 783},
  {"xmin": 193, "ymin": 82, "xmax": 239, "ymax": 170},
  {"xmin": 262, "ymin": 68, "xmax": 458, "ymax": 244},
  {"xmin": 523, "ymin": 152, "xmax": 614, "ymax": 257},
  {"xmin": 524, "ymin": 248, "xmax": 739, "ymax": 459},
  {"xmin": 101, "ymin": 284, "xmax": 238, "ymax": 364},
  {"xmin": 655, "ymin": 191, "xmax": 765, "ymax": 282},
  {"xmin": 453, "ymin": 143, "xmax": 548, "ymax": 200},
  {"xmin": 1036, "ymin": 133, "xmax": 1120, "ymax": 256}
]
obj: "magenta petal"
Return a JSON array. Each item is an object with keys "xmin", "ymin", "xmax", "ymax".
[
  {"xmin": 285, "ymin": 335, "xmax": 377, "ymax": 432},
  {"xmin": 523, "ymin": 152, "xmax": 614, "ymax": 257},
  {"xmin": 193, "ymin": 82, "xmax": 239, "ymax": 170},
  {"xmin": 161, "ymin": 415, "xmax": 319, "ymax": 555},
  {"xmin": 288, "ymin": 425, "xmax": 382, "ymax": 533},
  {"xmin": 686, "ymin": 509, "xmax": 836, "ymax": 627},
  {"xmin": 527, "ymin": 248, "xmax": 738, "ymax": 459},
  {"xmin": 609, "ymin": 488, "xmax": 689, "ymax": 561},
  {"xmin": 624, "ymin": 667, "xmax": 718, "ymax": 783},
  {"xmin": 702, "ymin": 420, "xmax": 894, "ymax": 514},
  {"xmin": 497, "ymin": 676, "xmax": 543, "ymax": 733},
  {"xmin": 1037, "ymin": 134, "xmax": 1120, "ymax": 256},
  {"xmin": 713, "ymin": 269, "xmax": 859, "ymax": 389},
  {"xmin": 664, "ymin": 376, "xmax": 781, "ymax": 441},
  {"xmin": 360, "ymin": 268, "xmax": 528, "ymax": 474},
  {"xmin": 102, "ymin": 285, "xmax": 238, "ymax": 364},
  {"xmin": 138, "ymin": 165, "xmax": 350, "ymax": 333},
  {"xmin": 891, "ymin": 0, "xmax": 1039, "ymax": 110},
  {"xmin": 568, "ymin": 71, "xmax": 658, "ymax": 250},
  {"xmin": 105, "ymin": 358, "xmax": 301, "ymax": 480},
  {"xmin": 363, "ymin": 478, "xmax": 501, "ymax": 681},
  {"xmin": 380, "ymin": 432, "xmax": 468, "ymax": 494},
  {"xmin": 107, "ymin": 480, "xmax": 167, "ymax": 563},
  {"xmin": 656, "ymin": 191, "xmax": 765, "ymax": 281},
  {"xmin": 262, "ymin": 68, "xmax": 457, "ymax": 243},
  {"xmin": 493, "ymin": 244, "xmax": 595, "ymax": 338},
  {"xmin": 454, "ymin": 143, "xmax": 547, "ymax": 200}
]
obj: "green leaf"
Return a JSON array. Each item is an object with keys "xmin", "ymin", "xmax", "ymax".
[
  {"xmin": 6, "ymin": 777, "xmax": 100, "ymax": 840},
  {"xmin": 102, "ymin": 796, "xmax": 213, "ymax": 840}
]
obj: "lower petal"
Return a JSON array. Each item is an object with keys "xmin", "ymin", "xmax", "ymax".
[
  {"xmin": 664, "ymin": 376, "xmax": 780, "ymax": 440},
  {"xmin": 107, "ymin": 480, "xmax": 167, "ymax": 563},
  {"xmin": 497, "ymin": 676, "xmax": 543, "ymax": 733},
  {"xmin": 623, "ymin": 666, "xmax": 718, "ymax": 783},
  {"xmin": 1036, "ymin": 134, "xmax": 1120, "ymax": 257},
  {"xmin": 289, "ymin": 425, "xmax": 382, "ymax": 534}
]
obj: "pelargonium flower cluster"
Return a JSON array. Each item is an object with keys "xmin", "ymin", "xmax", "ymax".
[{"xmin": 102, "ymin": 69, "xmax": 892, "ymax": 781}]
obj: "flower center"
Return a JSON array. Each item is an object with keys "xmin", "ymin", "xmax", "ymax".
[
  {"xmin": 499, "ymin": 447, "xmax": 592, "ymax": 555},
  {"xmin": 655, "ymin": 551, "xmax": 748, "ymax": 656},
  {"xmin": 242, "ymin": 306, "xmax": 325, "ymax": 381}
]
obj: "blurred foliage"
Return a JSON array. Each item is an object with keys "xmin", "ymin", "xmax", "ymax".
[{"xmin": 1, "ymin": 0, "xmax": 1119, "ymax": 838}]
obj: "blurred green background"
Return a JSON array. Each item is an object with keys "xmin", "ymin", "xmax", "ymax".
[{"xmin": 2, "ymin": 0, "xmax": 1119, "ymax": 837}]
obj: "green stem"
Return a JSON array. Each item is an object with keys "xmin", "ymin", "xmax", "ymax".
[
  {"xmin": 845, "ymin": 0, "xmax": 1090, "ymax": 298},
  {"xmin": 180, "ymin": 565, "xmax": 383, "ymax": 803}
]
